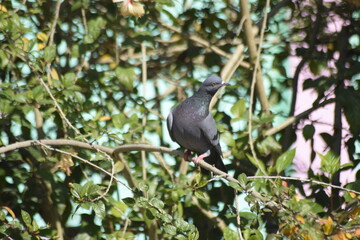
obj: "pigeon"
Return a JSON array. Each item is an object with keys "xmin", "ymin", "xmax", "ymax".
[{"xmin": 167, "ymin": 75, "xmax": 229, "ymax": 173}]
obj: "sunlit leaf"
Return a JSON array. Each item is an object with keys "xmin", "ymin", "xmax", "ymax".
[
  {"xmin": 319, "ymin": 151, "xmax": 340, "ymax": 176},
  {"xmin": 275, "ymin": 148, "xmax": 296, "ymax": 174}
]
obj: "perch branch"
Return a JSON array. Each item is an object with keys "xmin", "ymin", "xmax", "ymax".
[{"xmin": 2, "ymin": 140, "xmax": 360, "ymax": 204}]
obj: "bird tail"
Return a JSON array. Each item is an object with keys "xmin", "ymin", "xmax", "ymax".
[{"xmin": 203, "ymin": 150, "xmax": 227, "ymax": 174}]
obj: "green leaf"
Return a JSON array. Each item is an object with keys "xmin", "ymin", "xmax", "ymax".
[
  {"xmin": 129, "ymin": 113, "xmax": 139, "ymax": 128},
  {"xmin": 275, "ymin": 148, "xmax": 296, "ymax": 174},
  {"xmin": 344, "ymin": 180, "xmax": 360, "ymax": 201},
  {"xmin": 196, "ymin": 179, "xmax": 209, "ymax": 188},
  {"xmin": 71, "ymin": 44, "xmax": 80, "ymax": 58},
  {"xmin": 0, "ymin": 210, "xmax": 5, "ymax": 221},
  {"xmin": 160, "ymin": 213, "xmax": 173, "ymax": 223},
  {"xmin": 80, "ymin": 181, "xmax": 92, "ymax": 196},
  {"xmin": 194, "ymin": 190, "xmax": 206, "ymax": 199},
  {"xmin": 229, "ymin": 182, "xmax": 243, "ymax": 192},
  {"xmin": 43, "ymin": 44, "xmax": 56, "ymax": 62},
  {"xmin": 303, "ymin": 124, "xmax": 315, "ymax": 141},
  {"xmin": 237, "ymin": 173, "xmax": 248, "ymax": 187},
  {"xmin": 81, "ymin": 202, "xmax": 92, "ymax": 210},
  {"xmin": 115, "ymin": 67, "xmax": 136, "ymax": 91},
  {"xmin": 21, "ymin": 210, "xmax": 32, "ymax": 227},
  {"xmin": 122, "ymin": 197, "xmax": 136, "ymax": 207},
  {"xmin": 249, "ymin": 229, "xmax": 264, "ymax": 240},
  {"xmin": 319, "ymin": 151, "xmax": 340, "ymax": 176},
  {"xmin": 174, "ymin": 217, "xmax": 190, "ymax": 232},
  {"xmin": 175, "ymin": 235, "xmax": 188, "ymax": 240},
  {"xmin": 297, "ymin": 199, "xmax": 323, "ymax": 214},
  {"xmin": 145, "ymin": 208, "xmax": 156, "ymax": 220},
  {"xmin": 150, "ymin": 198, "xmax": 165, "ymax": 210},
  {"xmin": 224, "ymin": 227, "xmax": 240, "ymax": 240},
  {"xmin": 112, "ymin": 113, "xmax": 126, "ymax": 129},
  {"xmin": 164, "ymin": 224, "xmax": 177, "ymax": 235},
  {"xmin": 87, "ymin": 183, "xmax": 103, "ymax": 196},
  {"xmin": 137, "ymin": 181, "xmax": 149, "ymax": 193},
  {"xmin": 32, "ymin": 219, "xmax": 39, "ymax": 232},
  {"xmin": 92, "ymin": 201, "xmax": 106, "ymax": 219},
  {"xmin": 338, "ymin": 89, "xmax": 360, "ymax": 134},
  {"xmin": 256, "ymin": 136, "xmax": 281, "ymax": 155},
  {"xmin": 110, "ymin": 201, "xmax": 128, "ymax": 218},
  {"xmin": 70, "ymin": 187, "xmax": 81, "ymax": 199},
  {"xmin": 137, "ymin": 197, "xmax": 150, "ymax": 208},
  {"xmin": 31, "ymin": 85, "xmax": 44, "ymax": 100},
  {"xmin": 221, "ymin": 131, "xmax": 235, "ymax": 147},
  {"xmin": 113, "ymin": 161, "xmax": 124, "ymax": 173},
  {"xmin": 246, "ymin": 154, "xmax": 267, "ymax": 174},
  {"xmin": 231, "ymin": 98, "xmax": 246, "ymax": 118},
  {"xmin": 62, "ymin": 72, "xmax": 76, "ymax": 87}
]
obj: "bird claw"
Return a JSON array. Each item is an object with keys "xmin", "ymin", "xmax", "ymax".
[
  {"xmin": 193, "ymin": 157, "xmax": 201, "ymax": 165},
  {"xmin": 193, "ymin": 150, "xmax": 210, "ymax": 165}
]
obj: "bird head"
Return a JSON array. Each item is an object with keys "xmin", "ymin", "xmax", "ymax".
[{"xmin": 199, "ymin": 75, "xmax": 229, "ymax": 95}]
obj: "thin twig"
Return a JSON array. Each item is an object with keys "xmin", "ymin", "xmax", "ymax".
[
  {"xmin": 264, "ymin": 98, "xmax": 335, "ymax": 136},
  {"xmin": 151, "ymin": 152, "xmax": 175, "ymax": 182},
  {"xmin": 235, "ymin": 16, "xmax": 247, "ymax": 37},
  {"xmin": 35, "ymin": 141, "xmax": 132, "ymax": 192},
  {"xmin": 248, "ymin": 0, "xmax": 271, "ymax": 176},
  {"xmin": 240, "ymin": 0, "xmax": 270, "ymax": 113},
  {"xmin": 48, "ymin": 0, "xmax": 62, "ymax": 46},
  {"xmin": 81, "ymin": 8, "xmax": 88, "ymax": 34},
  {"xmin": 192, "ymin": 196, "xmax": 227, "ymax": 231},
  {"xmin": 141, "ymin": 42, "xmax": 148, "ymax": 186},
  {"xmin": 247, "ymin": 176, "xmax": 360, "ymax": 195},
  {"xmin": 234, "ymin": 190, "xmax": 244, "ymax": 240},
  {"xmin": 159, "ymin": 22, "xmax": 251, "ymax": 69},
  {"xmin": 121, "ymin": 218, "xmax": 131, "ymax": 239},
  {"xmin": 210, "ymin": 44, "xmax": 245, "ymax": 109}
]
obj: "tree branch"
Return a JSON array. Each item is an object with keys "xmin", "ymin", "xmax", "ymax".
[
  {"xmin": 159, "ymin": 22, "xmax": 251, "ymax": 69},
  {"xmin": 248, "ymin": 0, "xmax": 271, "ymax": 176},
  {"xmin": 2, "ymin": 139, "xmax": 359, "ymax": 209},
  {"xmin": 239, "ymin": 0, "xmax": 270, "ymax": 113},
  {"xmin": 210, "ymin": 44, "xmax": 245, "ymax": 109},
  {"xmin": 0, "ymin": 139, "xmax": 274, "ymax": 207},
  {"xmin": 192, "ymin": 196, "xmax": 227, "ymax": 231},
  {"xmin": 264, "ymin": 98, "xmax": 336, "ymax": 136},
  {"xmin": 247, "ymin": 176, "xmax": 360, "ymax": 195}
]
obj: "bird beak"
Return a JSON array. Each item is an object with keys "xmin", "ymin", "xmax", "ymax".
[{"xmin": 221, "ymin": 81, "xmax": 230, "ymax": 86}]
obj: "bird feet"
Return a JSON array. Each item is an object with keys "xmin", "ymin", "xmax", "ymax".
[{"xmin": 193, "ymin": 150, "xmax": 210, "ymax": 165}]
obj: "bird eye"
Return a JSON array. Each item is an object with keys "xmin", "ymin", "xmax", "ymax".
[{"xmin": 211, "ymin": 82, "xmax": 216, "ymax": 86}]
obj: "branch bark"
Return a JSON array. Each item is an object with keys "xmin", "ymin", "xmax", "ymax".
[
  {"xmin": 160, "ymin": 22, "xmax": 251, "ymax": 69},
  {"xmin": 239, "ymin": 0, "xmax": 270, "ymax": 114},
  {"xmin": 0, "ymin": 139, "xmax": 276, "ymax": 208}
]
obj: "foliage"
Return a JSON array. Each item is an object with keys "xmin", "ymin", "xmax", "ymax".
[{"xmin": 0, "ymin": 0, "xmax": 360, "ymax": 239}]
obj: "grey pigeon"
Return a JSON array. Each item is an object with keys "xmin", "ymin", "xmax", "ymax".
[{"xmin": 167, "ymin": 75, "xmax": 229, "ymax": 173}]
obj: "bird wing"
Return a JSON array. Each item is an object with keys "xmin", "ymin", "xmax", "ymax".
[
  {"xmin": 199, "ymin": 113, "xmax": 222, "ymax": 157},
  {"xmin": 166, "ymin": 109, "xmax": 176, "ymax": 142}
]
